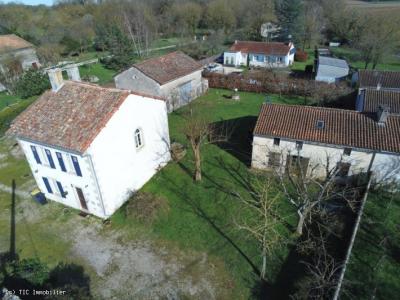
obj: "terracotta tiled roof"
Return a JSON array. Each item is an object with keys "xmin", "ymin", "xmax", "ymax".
[
  {"xmin": 7, "ymin": 81, "xmax": 132, "ymax": 153},
  {"xmin": 254, "ymin": 104, "xmax": 400, "ymax": 153},
  {"xmin": 0, "ymin": 34, "xmax": 34, "ymax": 54},
  {"xmin": 359, "ymin": 70, "xmax": 400, "ymax": 90},
  {"xmin": 133, "ymin": 51, "xmax": 202, "ymax": 85},
  {"xmin": 363, "ymin": 89, "xmax": 400, "ymax": 114},
  {"xmin": 229, "ymin": 41, "xmax": 291, "ymax": 56}
]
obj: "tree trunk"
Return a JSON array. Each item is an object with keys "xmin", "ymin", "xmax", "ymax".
[
  {"xmin": 296, "ymin": 210, "xmax": 305, "ymax": 235},
  {"xmin": 194, "ymin": 145, "xmax": 202, "ymax": 181},
  {"xmin": 261, "ymin": 253, "xmax": 267, "ymax": 280}
]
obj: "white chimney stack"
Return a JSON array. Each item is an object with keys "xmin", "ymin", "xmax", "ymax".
[
  {"xmin": 65, "ymin": 64, "xmax": 81, "ymax": 82},
  {"xmin": 377, "ymin": 105, "xmax": 390, "ymax": 125},
  {"xmin": 48, "ymin": 68, "xmax": 64, "ymax": 92}
]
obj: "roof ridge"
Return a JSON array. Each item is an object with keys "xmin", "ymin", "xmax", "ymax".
[{"xmin": 262, "ymin": 103, "xmax": 363, "ymax": 114}]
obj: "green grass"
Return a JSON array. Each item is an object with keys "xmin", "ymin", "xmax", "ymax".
[
  {"xmin": 0, "ymin": 92, "xmax": 23, "ymax": 111},
  {"xmin": 110, "ymin": 88, "xmax": 302, "ymax": 298},
  {"xmin": 0, "ymin": 88, "xmax": 304, "ymax": 298},
  {"xmin": 150, "ymin": 37, "xmax": 188, "ymax": 49},
  {"xmin": 79, "ymin": 63, "xmax": 116, "ymax": 85},
  {"xmin": 344, "ymin": 189, "xmax": 400, "ymax": 299},
  {"xmin": 330, "ymin": 46, "xmax": 400, "ymax": 71},
  {"xmin": 291, "ymin": 48, "xmax": 315, "ymax": 72},
  {"xmin": 0, "ymin": 96, "xmax": 37, "ymax": 136}
]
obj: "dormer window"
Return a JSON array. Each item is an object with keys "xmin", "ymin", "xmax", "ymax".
[
  {"xmin": 135, "ymin": 128, "xmax": 144, "ymax": 149},
  {"xmin": 316, "ymin": 120, "xmax": 325, "ymax": 129}
]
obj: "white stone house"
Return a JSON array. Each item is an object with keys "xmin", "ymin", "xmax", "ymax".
[
  {"xmin": 223, "ymin": 41, "xmax": 295, "ymax": 68},
  {"xmin": 7, "ymin": 69, "xmax": 171, "ymax": 218},
  {"xmin": 115, "ymin": 51, "xmax": 208, "ymax": 112},
  {"xmin": 252, "ymin": 104, "xmax": 400, "ymax": 184},
  {"xmin": 0, "ymin": 34, "xmax": 40, "ymax": 91}
]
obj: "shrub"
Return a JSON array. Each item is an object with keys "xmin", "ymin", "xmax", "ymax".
[
  {"xmin": 9, "ymin": 258, "xmax": 50, "ymax": 286},
  {"xmin": 125, "ymin": 192, "xmax": 169, "ymax": 224},
  {"xmin": 15, "ymin": 69, "xmax": 50, "ymax": 99},
  {"xmin": 295, "ymin": 50, "xmax": 308, "ymax": 62}
]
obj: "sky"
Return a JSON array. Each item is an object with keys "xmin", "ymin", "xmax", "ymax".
[{"xmin": 2, "ymin": 0, "xmax": 53, "ymax": 5}]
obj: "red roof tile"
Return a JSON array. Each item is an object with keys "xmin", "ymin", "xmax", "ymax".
[
  {"xmin": 363, "ymin": 89, "xmax": 400, "ymax": 114},
  {"xmin": 254, "ymin": 104, "xmax": 400, "ymax": 153},
  {"xmin": 133, "ymin": 51, "xmax": 202, "ymax": 85},
  {"xmin": 7, "ymin": 81, "xmax": 132, "ymax": 153},
  {"xmin": 229, "ymin": 41, "xmax": 291, "ymax": 56},
  {"xmin": 0, "ymin": 34, "xmax": 34, "ymax": 54},
  {"xmin": 359, "ymin": 70, "xmax": 400, "ymax": 90}
]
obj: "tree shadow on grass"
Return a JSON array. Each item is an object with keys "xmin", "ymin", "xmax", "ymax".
[{"xmin": 212, "ymin": 116, "xmax": 257, "ymax": 167}]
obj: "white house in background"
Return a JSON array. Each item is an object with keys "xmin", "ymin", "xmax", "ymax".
[
  {"xmin": 315, "ymin": 56, "xmax": 349, "ymax": 83},
  {"xmin": 223, "ymin": 41, "xmax": 295, "ymax": 68},
  {"xmin": 252, "ymin": 103, "xmax": 400, "ymax": 183},
  {"xmin": 115, "ymin": 51, "xmax": 208, "ymax": 112},
  {"xmin": 7, "ymin": 69, "xmax": 171, "ymax": 219},
  {"xmin": 0, "ymin": 34, "xmax": 40, "ymax": 91}
]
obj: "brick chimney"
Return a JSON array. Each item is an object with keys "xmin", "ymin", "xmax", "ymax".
[
  {"xmin": 377, "ymin": 105, "xmax": 390, "ymax": 125},
  {"xmin": 65, "ymin": 64, "xmax": 81, "ymax": 82},
  {"xmin": 48, "ymin": 68, "xmax": 64, "ymax": 92}
]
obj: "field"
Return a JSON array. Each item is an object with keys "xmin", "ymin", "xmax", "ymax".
[{"xmin": 0, "ymin": 88, "xmax": 303, "ymax": 299}]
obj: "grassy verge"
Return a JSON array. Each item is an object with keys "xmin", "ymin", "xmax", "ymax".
[
  {"xmin": 291, "ymin": 48, "xmax": 315, "ymax": 72},
  {"xmin": 344, "ymin": 189, "xmax": 400, "ymax": 299},
  {"xmin": 0, "ymin": 93, "xmax": 22, "ymax": 111},
  {"xmin": 79, "ymin": 63, "xmax": 116, "ymax": 85}
]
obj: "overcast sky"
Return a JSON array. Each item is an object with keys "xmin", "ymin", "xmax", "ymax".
[{"xmin": 2, "ymin": 0, "xmax": 53, "ymax": 5}]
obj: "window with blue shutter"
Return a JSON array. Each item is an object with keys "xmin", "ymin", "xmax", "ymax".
[
  {"xmin": 56, "ymin": 181, "xmax": 66, "ymax": 198},
  {"xmin": 30, "ymin": 145, "xmax": 41, "ymax": 164},
  {"xmin": 71, "ymin": 156, "xmax": 82, "ymax": 177},
  {"xmin": 42, "ymin": 177, "xmax": 53, "ymax": 194},
  {"xmin": 56, "ymin": 152, "xmax": 67, "ymax": 172},
  {"xmin": 45, "ymin": 149, "xmax": 56, "ymax": 169}
]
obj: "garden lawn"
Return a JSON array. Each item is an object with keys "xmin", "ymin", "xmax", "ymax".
[
  {"xmin": 291, "ymin": 48, "xmax": 314, "ymax": 72},
  {"xmin": 344, "ymin": 190, "xmax": 400, "ymax": 299},
  {"xmin": 111, "ymin": 88, "xmax": 302, "ymax": 298},
  {"xmin": 79, "ymin": 63, "xmax": 116, "ymax": 86},
  {"xmin": 0, "ymin": 92, "xmax": 22, "ymax": 111},
  {"xmin": 330, "ymin": 46, "xmax": 400, "ymax": 71}
]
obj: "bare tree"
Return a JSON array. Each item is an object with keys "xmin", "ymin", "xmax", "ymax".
[
  {"xmin": 0, "ymin": 55, "xmax": 23, "ymax": 94},
  {"xmin": 234, "ymin": 177, "xmax": 287, "ymax": 280},
  {"xmin": 275, "ymin": 151, "xmax": 352, "ymax": 236},
  {"xmin": 182, "ymin": 105, "xmax": 229, "ymax": 181}
]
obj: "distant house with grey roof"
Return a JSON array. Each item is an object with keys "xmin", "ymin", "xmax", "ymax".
[
  {"xmin": 315, "ymin": 56, "xmax": 349, "ymax": 84},
  {"xmin": 0, "ymin": 34, "xmax": 40, "ymax": 91},
  {"xmin": 115, "ymin": 51, "xmax": 208, "ymax": 112},
  {"xmin": 7, "ymin": 69, "xmax": 171, "ymax": 218}
]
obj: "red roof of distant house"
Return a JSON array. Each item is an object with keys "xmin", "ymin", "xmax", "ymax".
[
  {"xmin": 133, "ymin": 51, "xmax": 202, "ymax": 85},
  {"xmin": 6, "ymin": 81, "xmax": 162, "ymax": 153},
  {"xmin": 363, "ymin": 89, "xmax": 400, "ymax": 114},
  {"xmin": 0, "ymin": 34, "xmax": 34, "ymax": 54},
  {"xmin": 254, "ymin": 103, "xmax": 400, "ymax": 153},
  {"xmin": 229, "ymin": 41, "xmax": 291, "ymax": 56},
  {"xmin": 359, "ymin": 70, "xmax": 400, "ymax": 90}
]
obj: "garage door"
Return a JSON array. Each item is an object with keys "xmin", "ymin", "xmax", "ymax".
[{"xmin": 180, "ymin": 81, "xmax": 192, "ymax": 104}]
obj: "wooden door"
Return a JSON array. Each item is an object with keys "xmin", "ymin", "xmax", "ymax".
[{"xmin": 75, "ymin": 187, "xmax": 88, "ymax": 211}]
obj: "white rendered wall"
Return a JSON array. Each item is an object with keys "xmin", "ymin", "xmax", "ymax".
[
  {"xmin": 18, "ymin": 139, "xmax": 106, "ymax": 218},
  {"xmin": 251, "ymin": 135, "xmax": 400, "ymax": 183},
  {"xmin": 86, "ymin": 94, "xmax": 171, "ymax": 217}
]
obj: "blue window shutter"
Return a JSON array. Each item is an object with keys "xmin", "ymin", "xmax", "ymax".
[
  {"xmin": 56, "ymin": 181, "xmax": 66, "ymax": 198},
  {"xmin": 42, "ymin": 177, "xmax": 52, "ymax": 194},
  {"xmin": 30, "ymin": 145, "xmax": 41, "ymax": 164},
  {"xmin": 45, "ymin": 149, "xmax": 56, "ymax": 169},
  {"xmin": 71, "ymin": 156, "xmax": 82, "ymax": 177},
  {"xmin": 56, "ymin": 152, "xmax": 67, "ymax": 172}
]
